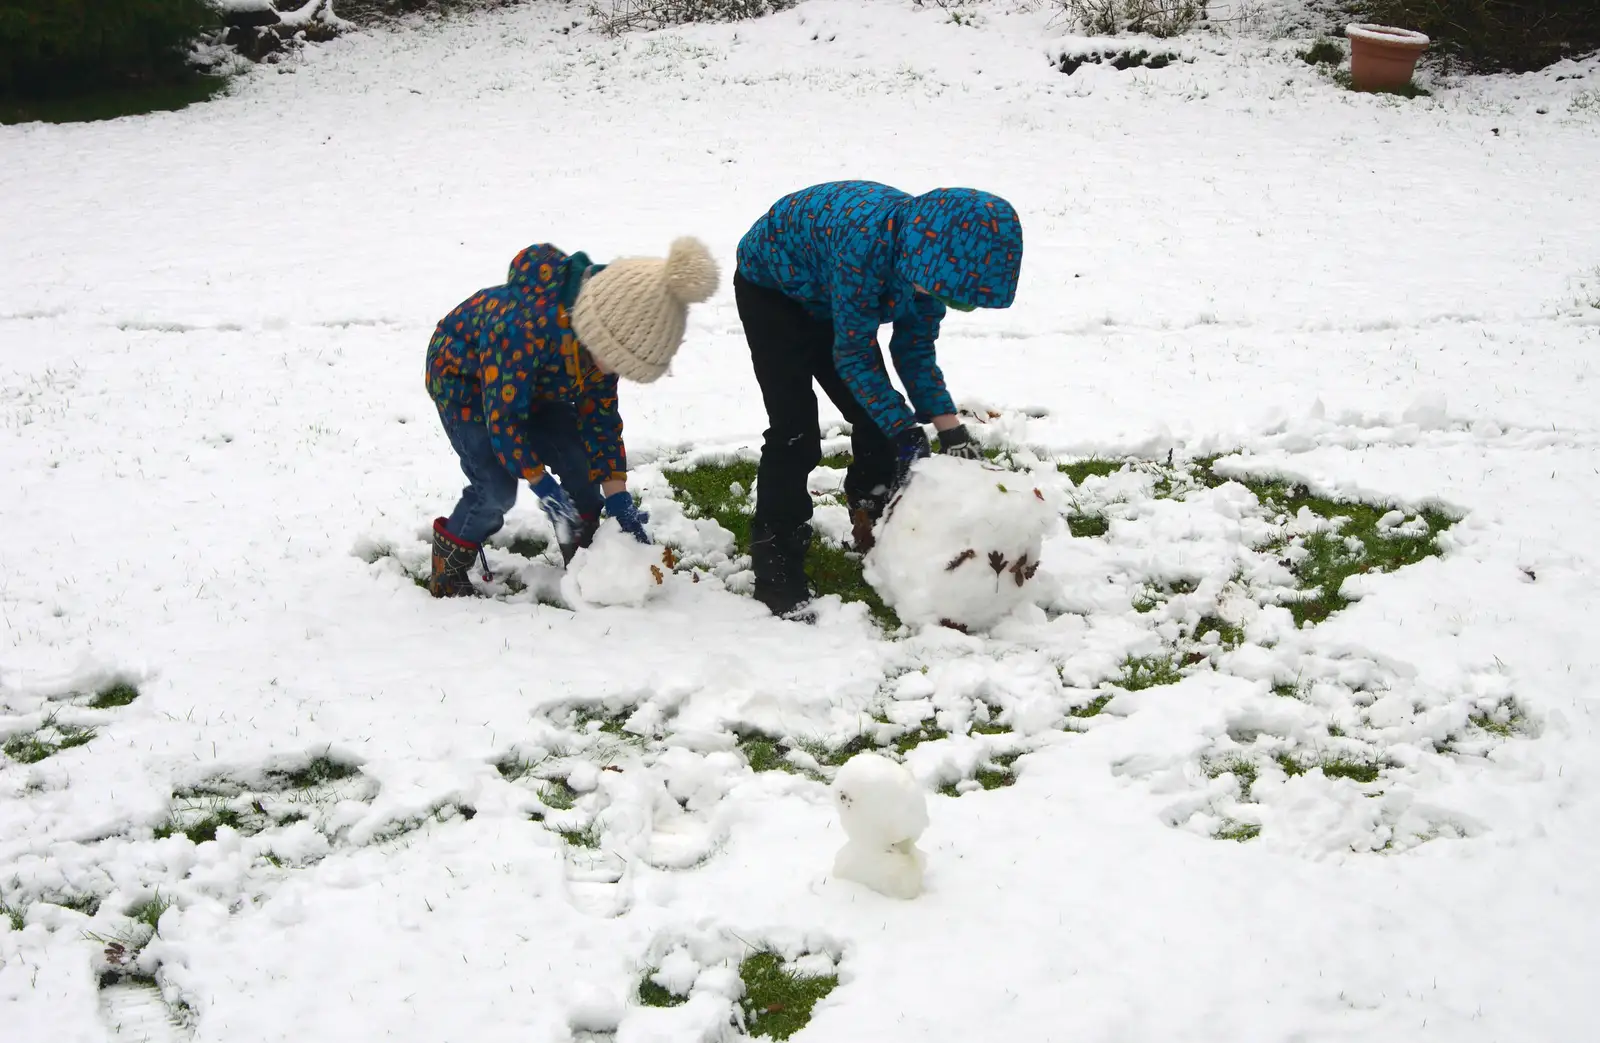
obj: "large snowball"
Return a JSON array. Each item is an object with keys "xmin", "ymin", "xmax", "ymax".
[
  {"xmin": 863, "ymin": 455, "xmax": 1055, "ymax": 631},
  {"xmin": 832, "ymin": 752, "xmax": 928, "ymax": 900},
  {"xmin": 560, "ymin": 525, "xmax": 669, "ymax": 608}
]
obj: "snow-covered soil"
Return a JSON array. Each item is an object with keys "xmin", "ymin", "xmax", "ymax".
[{"xmin": 3, "ymin": 2, "xmax": 1599, "ymax": 1041}]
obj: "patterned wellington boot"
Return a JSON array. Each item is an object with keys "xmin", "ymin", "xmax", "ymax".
[
  {"xmin": 751, "ymin": 522, "xmax": 815, "ymax": 619},
  {"xmin": 429, "ymin": 518, "xmax": 481, "ymax": 598}
]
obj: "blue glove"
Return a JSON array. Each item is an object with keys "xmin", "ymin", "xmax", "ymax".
[
  {"xmin": 936, "ymin": 423, "xmax": 983, "ymax": 460},
  {"xmin": 531, "ymin": 472, "xmax": 581, "ymax": 546},
  {"xmin": 605, "ymin": 490, "xmax": 651, "ymax": 544},
  {"xmin": 891, "ymin": 425, "xmax": 931, "ymax": 492}
]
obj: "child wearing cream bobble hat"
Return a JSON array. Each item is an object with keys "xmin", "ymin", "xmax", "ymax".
[{"xmin": 424, "ymin": 236, "xmax": 719, "ymax": 598}]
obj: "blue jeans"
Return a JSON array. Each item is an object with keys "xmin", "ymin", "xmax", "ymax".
[{"xmin": 440, "ymin": 405, "xmax": 603, "ymax": 546}]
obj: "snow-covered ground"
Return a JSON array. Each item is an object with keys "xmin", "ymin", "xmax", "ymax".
[{"xmin": 3, "ymin": 2, "xmax": 1599, "ymax": 1041}]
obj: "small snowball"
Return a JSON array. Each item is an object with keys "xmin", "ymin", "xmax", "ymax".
[
  {"xmin": 1376, "ymin": 510, "xmax": 1406, "ymax": 529},
  {"xmin": 567, "ymin": 985, "xmax": 624, "ymax": 1033},
  {"xmin": 864, "ymin": 456, "xmax": 1055, "ymax": 631},
  {"xmin": 833, "ymin": 752, "xmax": 928, "ymax": 846},
  {"xmin": 561, "ymin": 525, "xmax": 669, "ymax": 608}
]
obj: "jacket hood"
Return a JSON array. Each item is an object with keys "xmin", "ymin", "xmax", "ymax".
[{"xmin": 895, "ymin": 188, "xmax": 1023, "ymax": 309}]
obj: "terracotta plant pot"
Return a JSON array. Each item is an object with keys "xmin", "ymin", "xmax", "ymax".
[{"xmin": 1345, "ymin": 24, "xmax": 1430, "ymax": 92}]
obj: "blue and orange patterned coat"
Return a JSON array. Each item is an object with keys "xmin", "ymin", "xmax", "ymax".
[
  {"xmin": 425, "ymin": 245, "xmax": 626, "ymax": 485},
  {"xmin": 736, "ymin": 181, "xmax": 1023, "ymax": 436}
]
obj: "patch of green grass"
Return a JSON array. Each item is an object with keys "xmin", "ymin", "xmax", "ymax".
[
  {"xmin": 808, "ymin": 540, "xmax": 899, "ymax": 630},
  {"xmin": 266, "ymin": 755, "xmax": 360, "ymax": 790},
  {"xmin": 1470, "ymin": 701, "xmax": 1527, "ymax": 737},
  {"xmin": 2, "ymin": 903, "xmax": 25, "ymax": 932},
  {"xmin": 558, "ymin": 823, "xmax": 602, "ymax": 849},
  {"xmin": 1299, "ymin": 39, "xmax": 1344, "ymax": 65},
  {"xmin": 1131, "ymin": 586, "xmax": 1162, "ymax": 614},
  {"xmin": 891, "ymin": 721, "xmax": 948, "ymax": 755},
  {"xmin": 741, "ymin": 737, "xmax": 810, "ymax": 776},
  {"xmin": 1194, "ymin": 615, "xmax": 1245, "ymax": 649},
  {"xmin": 1067, "ymin": 512, "xmax": 1109, "ymax": 538},
  {"xmin": 1277, "ymin": 752, "xmax": 1380, "ymax": 783},
  {"xmin": 638, "ymin": 973, "xmax": 689, "ymax": 1008},
  {"xmin": 1069, "ymin": 693, "xmax": 1114, "ymax": 718},
  {"xmin": 1229, "ymin": 477, "xmax": 1454, "ymax": 627},
  {"xmin": 1271, "ymin": 681, "xmax": 1303, "ymax": 699},
  {"xmin": 571, "ymin": 703, "xmax": 636, "ymax": 738},
  {"xmin": 802, "ymin": 731, "xmax": 879, "ymax": 768},
  {"xmin": 539, "ymin": 780, "xmax": 580, "ymax": 811},
  {"xmin": 2, "ymin": 718, "xmax": 97, "ymax": 763},
  {"xmin": 664, "ymin": 457, "xmax": 760, "ymax": 552},
  {"xmin": 739, "ymin": 952, "xmax": 839, "ymax": 1041},
  {"xmin": 89, "ymin": 682, "xmax": 140, "ymax": 709},
  {"xmin": 1117, "ymin": 654, "xmax": 1183, "ymax": 691},
  {"xmin": 504, "ymin": 533, "xmax": 550, "ymax": 559},
  {"xmin": 818, "ymin": 453, "xmax": 853, "ymax": 470},
  {"xmin": 127, "ymin": 894, "xmax": 174, "ymax": 935},
  {"xmin": 1332, "ymin": 68, "xmax": 1431, "ymax": 97},
  {"xmin": 155, "ymin": 808, "xmax": 246, "ymax": 845},
  {"xmin": 1320, "ymin": 758, "xmax": 1381, "ymax": 783},
  {"xmin": 1207, "ymin": 757, "xmax": 1259, "ymax": 800},
  {"xmin": 1215, "ymin": 821, "xmax": 1261, "ymax": 842},
  {"xmin": 1057, "ymin": 459, "xmax": 1122, "ymax": 484},
  {"xmin": 974, "ymin": 753, "xmax": 1020, "ymax": 791},
  {"xmin": 51, "ymin": 893, "xmax": 102, "ymax": 916},
  {"xmin": 0, "ymin": 76, "xmax": 229, "ymax": 126}
]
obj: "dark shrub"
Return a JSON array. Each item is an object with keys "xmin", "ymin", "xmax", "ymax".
[
  {"xmin": 1357, "ymin": 0, "xmax": 1600, "ymax": 73},
  {"xmin": 0, "ymin": 0, "xmax": 219, "ymax": 97}
]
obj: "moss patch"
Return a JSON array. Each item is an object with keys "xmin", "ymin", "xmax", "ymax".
[
  {"xmin": 739, "ymin": 952, "xmax": 839, "ymax": 1041},
  {"xmin": 638, "ymin": 973, "xmax": 688, "ymax": 1008}
]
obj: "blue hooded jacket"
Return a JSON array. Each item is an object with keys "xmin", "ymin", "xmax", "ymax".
[{"xmin": 736, "ymin": 181, "xmax": 1023, "ymax": 436}]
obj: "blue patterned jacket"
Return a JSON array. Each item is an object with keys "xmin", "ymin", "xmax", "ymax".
[
  {"xmin": 425, "ymin": 245, "xmax": 627, "ymax": 484},
  {"xmin": 736, "ymin": 181, "xmax": 1023, "ymax": 436}
]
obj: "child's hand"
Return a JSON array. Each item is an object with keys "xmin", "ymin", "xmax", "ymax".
[
  {"xmin": 890, "ymin": 426, "xmax": 931, "ymax": 493},
  {"xmin": 605, "ymin": 490, "xmax": 651, "ymax": 544},
  {"xmin": 532, "ymin": 472, "xmax": 580, "ymax": 545},
  {"xmin": 935, "ymin": 423, "xmax": 983, "ymax": 460}
]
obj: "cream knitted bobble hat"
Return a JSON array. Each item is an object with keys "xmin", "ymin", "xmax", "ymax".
[{"xmin": 571, "ymin": 237, "xmax": 720, "ymax": 383}]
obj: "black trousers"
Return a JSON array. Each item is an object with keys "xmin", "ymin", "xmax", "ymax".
[{"xmin": 733, "ymin": 272, "xmax": 895, "ymax": 530}]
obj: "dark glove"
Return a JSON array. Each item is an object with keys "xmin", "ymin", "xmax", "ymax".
[
  {"xmin": 936, "ymin": 423, "xmax": 983, "ymax": 460},
  {"xmin": 532, "ymin": 472, "xmax": 581, "ymax": 546},
  {"xmin": 605, "ymin": 490, "xmax": 651, "ymax": 544},
  {"xmin": 890, "ymin": 425, "xmax": 931, "ymax": 493}
]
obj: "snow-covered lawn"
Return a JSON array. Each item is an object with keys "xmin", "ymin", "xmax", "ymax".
[{"xmin": 3, "ymin": 3, "xmax": 1599, "ymax": 1041}]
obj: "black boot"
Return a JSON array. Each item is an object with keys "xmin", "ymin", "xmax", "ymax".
[
  {"xmin": 751, "ymin": 522, "xmax": 813, "ymax": 618},
  {"xmin": 429, "ymin": 518, "xmax": 481, "ymax": 598},
  {"xmin": 559, "ymin": 514, "xmax": 602, "ymax": 567}
]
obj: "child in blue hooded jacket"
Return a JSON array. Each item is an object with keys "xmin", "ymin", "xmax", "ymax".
[
  {"xmin": 734, "ymin": 181, "xmax": 1023, "ymax": 616},
  {"xmin": 425, "ymin": 236, "xmax": 718, "ymax": 597}
]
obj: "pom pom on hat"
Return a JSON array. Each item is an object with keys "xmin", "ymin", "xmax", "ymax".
[{"xmin": 572, "ymin": 237, "xmax": 719, "ymax": 384}]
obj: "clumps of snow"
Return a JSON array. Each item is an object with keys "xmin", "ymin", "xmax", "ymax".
[
  {"xmin": 831, "ymin": 752, "xmax": 928, "ymax": 900},
  {"xmin": 560, "ymin": 526, "xmax": 670, "ymax": 608},
  {"xmin": 864, "ymin": 455, "xmax": 1056, "ymax": 632}
]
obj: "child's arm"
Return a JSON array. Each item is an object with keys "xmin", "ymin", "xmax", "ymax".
[
  {"xmin": 829, "ymin": 276, "xmax": 919, "ymax": 438},
  {"xmin": 886, "ymin": 295, "xmax": 959, "ymax": 427},
  {"xmin": 577, "ymin": 374, "xmax": 628, "ymax": 487}
]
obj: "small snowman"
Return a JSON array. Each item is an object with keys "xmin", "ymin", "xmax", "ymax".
[{"xmin": 831, "ymin": 752, "xmax": 928, "ymax": 900}]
